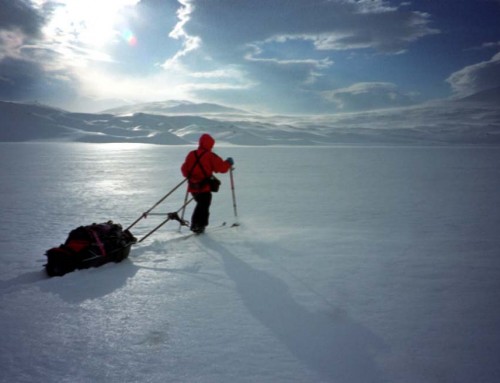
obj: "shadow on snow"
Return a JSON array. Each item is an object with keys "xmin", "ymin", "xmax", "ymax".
[
  {"xmin": 0, "ymin": 261, "xmax": 140, "ymax": 303},
  {"xmin": 200, "ymin": 235, "xmax": 388, "ymax": 383}
]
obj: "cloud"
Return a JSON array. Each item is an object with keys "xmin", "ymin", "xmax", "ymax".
[
  {"xmin": 0, "ymin": 0, "xmax": 464, "ymax": 115},
  {"xmin": 244, "ymin": 42, "xmax": 333, "ymax": 70},
  {"xmin": 0, "ymin": 0, "xmax": 146, "ymax": 107},
  {"xmin": 172, "ymin": 0, "xmax": 438, "ymax": 111},
  {"xmin": 185, "ymin": 0, "xmax": 438, "ymax": 55},
  {"xmin": 161, "ymin": 0, "xmax": 200, "ymax": 70},
  {"xmin": 256, "ymin": 9, "xmax": 437, "ymax": 54},
  {"xmin": 0, "ymin": 54, "xmax": 80, "ymax": 105},
  {"xmin": 321, "ymin": 82, "xmax": 417, "ymax": 111},
  {"xmin": 467, "ymin": 41, "xmax": 500, "ymax": 51},
  {"xmin": 0, "ymin": 0, "xmax": 50, "ymax": 61},
  {"xmin": 0, "ymin": 29, "xmax": 24, "ymax": 60},
  {"xmin": 0, "ymin": 0, "xmax": 45, "ymax": 38},
  {"xmin": 0, "ymin": 1, "xmax": 68, "ymax": 103},
  {"xmin": 447, "ymin": 52, "xmax": 500, "ymax": 97}
]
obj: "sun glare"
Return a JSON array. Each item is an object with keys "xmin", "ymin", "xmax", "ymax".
[{"xmin": 43, "ymin": 0, "xmax": 139, "ymax": 49}]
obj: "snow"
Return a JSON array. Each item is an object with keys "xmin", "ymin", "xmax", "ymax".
[
  {"xmin": 1, "ymin": 99, "xmax": 500, "ymax": 145},
  {"xmin": 1, "ymin": 142, "xmax": 500, "ymax": 382}
]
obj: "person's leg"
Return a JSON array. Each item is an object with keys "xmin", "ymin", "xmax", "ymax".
[{"xmin": 191, "ymin": 192, "xmax": 212, "ymax": 232}]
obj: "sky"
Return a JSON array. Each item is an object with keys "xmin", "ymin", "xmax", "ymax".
[{"xmin": 0, "ymin": 0, "xmax": 499, "ymax": 114}]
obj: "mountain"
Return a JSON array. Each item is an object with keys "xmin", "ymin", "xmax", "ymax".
[
  {"xmin": 0, "ymin": 101, "xmax": 188, "ymax": 145},
  {"xmin": 0, "ymin": 101, "xmax": 71, "ymax": 141},
  {"xmin": 1, "ymin": 96, "xmax": 500, "ymax": 145},
  {"xmin": 101, "ymin": 100, "xmax": 250, "ymax": 116}
]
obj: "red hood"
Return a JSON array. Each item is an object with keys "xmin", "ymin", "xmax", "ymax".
[{"xmin": 199, "ymin": 133, "xmax": 215, "ymax": 151}]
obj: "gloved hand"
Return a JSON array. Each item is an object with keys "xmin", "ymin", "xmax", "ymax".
[{"xmin": 226, "ymin": 157, "xmax": 234, "ymax": 166}]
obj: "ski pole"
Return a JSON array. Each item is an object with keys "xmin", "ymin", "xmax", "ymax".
[
  {"xmin": 138, "ymin": 197, "xmax": 194, "ymax": 243},
  {"xmin": 229, "ymin": 167, "xmax": 239, "ymax": 224},
  {"xmin": 126, "ymin": 178, "xmax": 187, "ymax": 231},
  {"xmin": 178, "ymin": 188, "xmax": 190, "ymax": 232}
]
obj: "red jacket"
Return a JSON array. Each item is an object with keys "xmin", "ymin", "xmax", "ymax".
[{"xmin": 181, "ymin": 134, "xmax": 231, "ymax": 193}]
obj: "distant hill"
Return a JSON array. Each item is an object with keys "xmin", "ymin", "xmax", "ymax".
[
  {"xmin": 1, "ymin": 97, "xmax": 499, "ymax": 145},
  {"xmin": 0, "ymin": 101, "xmax": 188, "ymax": 145},
  {"xmin": 0, "ymin": 101, "xmax": 71, "ymax": 141},
  {"xmin": 102, "ymin": 100, "xmax": 250, "ymax": 116}
]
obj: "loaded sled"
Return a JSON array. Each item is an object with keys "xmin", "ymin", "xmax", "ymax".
[{"xmin": 45, "ymin": 221, "xmax": 136, "ymax": 277}]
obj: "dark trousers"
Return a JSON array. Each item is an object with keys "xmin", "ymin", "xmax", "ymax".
[{"xmin": 191, "ymin": 192, "xmax": 212, "ymax": 229}]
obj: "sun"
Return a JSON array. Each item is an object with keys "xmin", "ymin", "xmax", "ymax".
[{"xmin": 41, "ymin": 0, "xmax": 139, "ymax": 50}]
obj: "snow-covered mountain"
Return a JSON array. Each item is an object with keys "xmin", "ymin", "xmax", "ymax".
[
  {"xmin": 1, "ymin": 97, "xmax": 499, "ymax": 145},
  {"xmin": 101, "ymin": 99, "xmax": 250, "ymax": 116}
]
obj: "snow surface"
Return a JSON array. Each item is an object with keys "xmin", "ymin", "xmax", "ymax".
[{"xmin": 1, "ymin": 143, "xmax": 500, "ymax": 383}]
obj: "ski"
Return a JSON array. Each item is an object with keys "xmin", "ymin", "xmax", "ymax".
[{"xmin": 168, "ymin": 221, "xmax": 239, "ymax": 242}]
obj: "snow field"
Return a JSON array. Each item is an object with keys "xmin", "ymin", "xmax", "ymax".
[{"xmin": 1, "ymin": 143, "xmax": 500, "ymax": 382}]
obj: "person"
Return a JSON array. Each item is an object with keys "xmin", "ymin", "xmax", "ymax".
[{"xmin": 181, "ymin": 133, "xmax": 234, "ymax": 233}]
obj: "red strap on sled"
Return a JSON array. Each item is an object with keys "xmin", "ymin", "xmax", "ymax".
[
  {"xmin": 65, "ymin": 239, "xmax": 90, "ymax": 252},
  {"xmin": 89, "ymin": 230, "xmax": 106, "ymax": 257}
]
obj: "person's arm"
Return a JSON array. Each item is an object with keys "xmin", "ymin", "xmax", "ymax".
[{"xmin": 211, "ymin": 153, "xmax": 233, "ymax": 174}]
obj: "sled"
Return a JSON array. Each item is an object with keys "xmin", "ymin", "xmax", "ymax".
[{"xmin": 45, "ymin": 221, "xmax": 137, "ymax": 277}]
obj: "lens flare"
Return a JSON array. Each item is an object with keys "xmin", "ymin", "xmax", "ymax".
[{"xmin": 122, "ymin": 30, "xmax": 137, "ymax": 46}]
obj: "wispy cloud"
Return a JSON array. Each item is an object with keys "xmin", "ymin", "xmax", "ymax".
[
  {"xmin": 467, "ymin": 41, "xmax": 500, "ymax": 51},
  {"xmin": 321, "ymin": 82, "xmax": 417, "ymax": 111},
  {"xmin": 447, "ymin": 52, "xmax": 500, "ymax": 97},
  {"xmin": 174, "ymin": 0, "xmax": 439, "ymax": 111},
  {"xmin": 244, "ymin": 42, "xmax": 333, "ymax": 69},
  {"xmin": 0, "ymin": 29, "xmax": 25, "ymax": 60},
  {"xmin": 162, "ymin": 0, "xmax": 201, "ymax": 70},
  {"xmin": 186, "ymin": 0, "xmax": 439, "ymax": 54}
]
